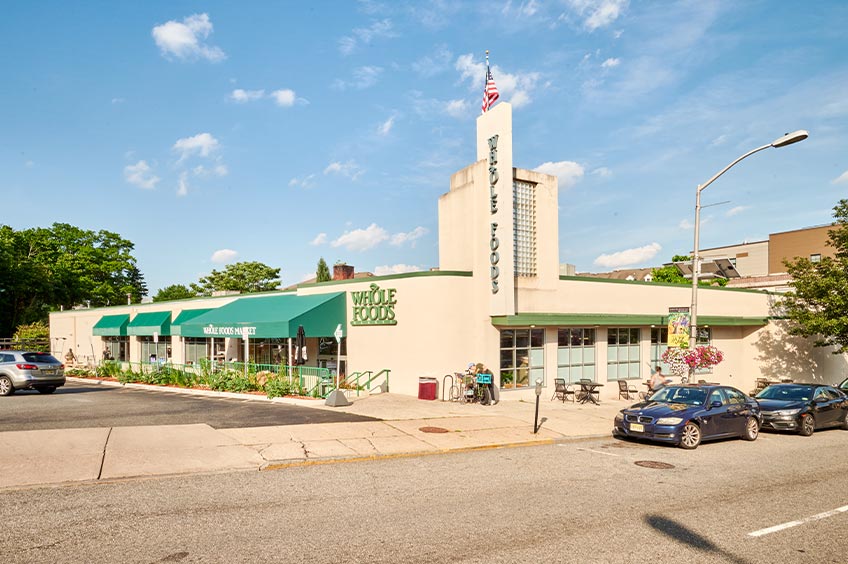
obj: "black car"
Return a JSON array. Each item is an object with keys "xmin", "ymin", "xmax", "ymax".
[
  {"xmin": 613, "ymin": 384, "xmax": 761, "ymax": 449},
  {"xmin": 755, "ymin": 383, "xmax": 848, "ymax": 436},
  {"xmin": 839, "ymin": 377, "xmax": 848, "ymax": 396}
]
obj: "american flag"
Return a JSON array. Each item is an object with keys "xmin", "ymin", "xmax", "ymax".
[{"xmin": 481, "ymin": 65, "xmax": 499, "ymax": 113}]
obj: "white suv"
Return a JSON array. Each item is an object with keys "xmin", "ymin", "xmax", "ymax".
[{"xmin": 0, "ymin": 351, "xmax": 66, "ymax": 396}]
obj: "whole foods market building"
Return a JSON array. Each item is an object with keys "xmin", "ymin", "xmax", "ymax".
[{"xmin": 50, "ymin": 103, "xmax": 840, "ymax": 399}]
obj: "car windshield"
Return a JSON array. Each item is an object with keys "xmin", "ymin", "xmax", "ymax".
[
  {"xmin": 648, "ymin": 386, "xmax": 707, "ymax": 406},
  {"xmin": 756, "ymin": 385, "xmax": 811, "ymax": 402},
  {"xmin": 22, "ymin": 352, "xmax": 60, "ymax": 364}
]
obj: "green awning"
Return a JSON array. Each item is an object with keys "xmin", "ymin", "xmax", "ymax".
[
  {"xmin": 170, "ymin": 308, "xmax": 214, "ymax": 336},
  {"xmin": 127, "ymin": 311, "xmax": 172, "ymax": 336},
  {"xmin": 178, "ymin": 293, "xmax": 345, "ymax": 339},
  {"xmin": 92, "ymin": 314, "xmax": 130, "ymax": 336}
]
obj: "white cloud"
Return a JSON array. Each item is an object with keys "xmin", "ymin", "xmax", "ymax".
[
  {"xmin": 601, "ymin": 57, "xmax": 620, "ymax": 68},
  {"xmin": 151, "ymin": 13, "xmax": 225, "ymax": 62},
  {"xmin": 444, "ymin": 99, "xmax": 468, "ymax": 118},
  {"xmin": 374, "ymin": 264, "xmax": 423, "ymax": 276},
  {"xmin": 289, "ymin": 174, "xmax": 317, "ymax": 189},
  {"xmin": 726, "ymin": 206, "xmax": 749, "ymax": 217},
  {"xmin": 324, "ymin": 160, "xmax": 364, "ymax": 180},
  {"xmin": 338, "ymin": 19, "xmax": 398, "ymax": 55},
  {"xmin": 333, "ymin": 66, "xmax": 384, "ymax": 90},
  {"xmin": 594, "ymin": 242, "xmax": 661, "ymax": 268},
  {"xmin": 173, "ymin": 133, "xmax": 220, "ymax": 162},
  {"xmin": 124, "ymin": 160, "xmax": 160, "ymax": 190},
  {"xmin": 176, "ymin": 171, "xmax": 189, "ymax": 197},
  {"xmin": 412, "ymin": 44, "xmax": 452, "ymax": 77},
  {"xmin": 377, "ymin": 115, "xmax": 395, "ymax": 136},
  {"xmin": 591, "ymin": 167, "xmax": 612, "ymax": 177},
  {"xmin": 230, "ymin": 89, "xmax": 265, "ymax": 103},
  {"xmin": 567, "ymin": 0, "xmax": 629, "ymax": 31},
  {"xmin": 192, "ymin": 163, "xmax": 228, "ymax": 177},
  {"xmin": 679, "ymin": 218, "xmax": 693, "ymax": 230},
  {"xmin": 710, "ymin": 134, "xmax": 729, "ymax": 147},
  {"xmin": 331, "ymin": 223, "xmax": 389, "ymax": 251},
  {"xmin": 211, "ymin": 249, "xmax": 238, "ymax": 263},
  {"xmin": 534, "ymin": 161, "xmax": 585, "ymax": 189},
  {"xmin": 832, "ymin": 170, "xmax": 848, "ymax": 185},
  {"xmin": 390, "ymin": 226, "xmax": 428, "ymax": 247},
  {"xmin": 111, "ymin": 97, "xmax": 125, "ymax": 104},
  {"xmin": 311, "ymin": 233, "xmax": 328, "ymax": 246},
  {"xmin": 271, "ymin": 89, "xmax": 296, "ymax": 107},
  {"xmin": 455, "ymin": 54, "xmax": 541, "ymax": 109}
]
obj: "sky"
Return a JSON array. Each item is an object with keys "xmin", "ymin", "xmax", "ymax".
[{"xmin": 3, "ymin": 0, "xmax": 847, "ymax": 295}]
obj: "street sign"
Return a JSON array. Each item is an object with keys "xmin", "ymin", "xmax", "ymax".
[{"xmin": 334, "ymin": 323, "xmax": 343, "ymax": 344}]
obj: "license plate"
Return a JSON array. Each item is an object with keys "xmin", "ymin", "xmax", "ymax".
[
  {"xmin": 42, "ymin": 369, "xmax": 55, "ymax": 375},
  {"xmin": 630, "ymin": 423, "xmax": 644, "ymax": 433}
]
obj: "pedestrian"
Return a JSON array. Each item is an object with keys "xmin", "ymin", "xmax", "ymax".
[{"xmin": 649, "ymin": 366, "xmax": 670, "ymax": 392}]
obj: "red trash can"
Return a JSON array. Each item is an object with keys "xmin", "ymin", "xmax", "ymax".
[{"xmin": 418, "ymin": 377, "xmax": 437, "ymax": 400}]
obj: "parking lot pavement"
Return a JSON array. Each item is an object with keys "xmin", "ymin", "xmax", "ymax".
[{"xmin": 0, "ymin": 381, "xmax": 378, "ymax": 432}]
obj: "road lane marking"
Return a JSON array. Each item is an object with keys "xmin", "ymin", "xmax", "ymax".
[
  {"xmin": 575, "ymin": 447, "xmax": 619, "ymax": 457},
  {"xmin": 748, "ymin": 505, "xmax": 848, "ymax": 537}
]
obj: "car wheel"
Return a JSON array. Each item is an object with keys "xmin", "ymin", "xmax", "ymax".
[
  {"xmin": 36, "ymin": 386, "xmax": 56, "ymax": 394},
  {"xmin": 743, "ymin": 417, "xmax": 759, "ymax": 441},
  {"xmin": 679, "ymin": 422, "xmax": 701, "ymax": 449},
  {"xmin": 0, "ymin": 375, "xmax": 14, "ymax": 396},
  {"xmin": 842, "ymin": 412, "xmax": 848, "ymax": 431},
  {"xmin": 799, "ymin": 414, "xmax": 815, "ymax": 437}
]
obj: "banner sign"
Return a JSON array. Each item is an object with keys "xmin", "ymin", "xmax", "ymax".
[{"xmin": 667, "ymin": 307, "xmax": 690, "ymax": 348}]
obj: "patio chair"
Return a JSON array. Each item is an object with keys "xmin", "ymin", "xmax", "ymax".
[
  {"xmin": 551, "ymin": 378, "xmax": 575, "ymax": 403},
  {"xmin": 618, "ymin": 379, "xmax": 638, "ymax": 400}
]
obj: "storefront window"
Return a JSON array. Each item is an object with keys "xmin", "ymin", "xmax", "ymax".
[
  {"xmin": 557, "ymin": 328, "xmax": 595, "ymax": 383},
  {"xmin": 247, "ymin": 338, "xmax": 286, "ymax": 365},
  {"xmin": 184, "ymin": 337, "xmax": 207, "ymax": 365},
  {"xmin": 103, "ymin": 337, "xmax": 128, "ymax": 361},
  {"xmin": 500, "ymin": 328, "xmax": 544, "ymax": 390},
  {"xmin": 651, "ymin": 327, "xmax": 712, "ymax": 374},
  {"xmin": 140, "ymin": 336, "xmax": 171, "ymax": 363},
  {"xmin": 607, "ymin": 328, "xmax": 640, "ymax": 380}
]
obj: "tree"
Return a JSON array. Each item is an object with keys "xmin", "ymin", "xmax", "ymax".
[
  {"xmin": 153, "ymin": 284, "xmax": 196, "ymax": 302},
  {"xmin": 0, "ymin": 223, "xmax": 146, "ymax": 336},
  {"xmin": 190, "ymin": 261, "xmax": 281, "ymax": 295},
  {"xmin": 316, "ymin": 257, "xmax": 331, "ymax": 282},
  {"xmin": 650, "ymin": 254, "xmax": 727, "ymax": 287},
  {"xmin": 778, "ymin": 199, "xmax": 848, "ymax": 353}
]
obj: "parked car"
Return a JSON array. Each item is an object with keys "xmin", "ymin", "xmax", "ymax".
[
  {"xmin": 613, "ymin": 384, "xmax": 761, "ymax": 449},
  {"xmin": 0, "ymin": 350, "xmax": 66, "ymax": 396},
  {"xmin": 838, "ymin": 377, "xmax": 848, "ymax": 395},
  {"xmin": 755, "ymin": 383, "xmax": 848, "ymax": 436}
]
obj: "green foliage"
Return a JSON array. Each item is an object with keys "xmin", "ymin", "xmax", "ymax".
[
  {"xmin": 96, "ymin": 361, "xmax": 122, "ymax": 379},
  {"xmin": 190, "ymin": 261, "xmax": 281, "ymax": 295},
  {"xmin": 13, "ymin": 321, "xmax": 50, "ymax": 350},
  {"xmin": 265, "ymin": 376, "xmax": 305, "ymax": 399},
  {"xmin": 316, "ymin": 257, "xmax": 331, "ymax": 282},
  {"xmin": 779, "ymin": 199, "xmax": 848, "ymax": 353},
  {"xmin": 0, "ymin": 223, "xmax": 146, "ymax": 335},
  {"xmin": 650, "ymin": 254, "xmax": 727, "ymax": 287},
  {"xmin": 206, "ymin": 369, "xmax": 257, "ymax": 393},
  {"xmin": 152, "ymin": 284, "xmax": 196, "ymax": 302}
]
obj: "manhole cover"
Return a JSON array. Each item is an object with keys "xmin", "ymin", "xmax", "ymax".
[
  {"xmin": 419, "ymin": 426, "xmax": 450, "ymax": 434},
  {"xmin": 634, "ymin": 460, "xmax": 675, "ymax": 469}
]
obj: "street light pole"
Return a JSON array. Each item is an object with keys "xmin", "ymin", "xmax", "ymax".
[{"xmin": 689, "ymin": 130, "xmax": 809, "ymax": 352}]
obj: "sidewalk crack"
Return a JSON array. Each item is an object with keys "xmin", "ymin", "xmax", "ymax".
[{"xmin": 97, "ymin": 427, "xmax": 113, "ymax": 480}]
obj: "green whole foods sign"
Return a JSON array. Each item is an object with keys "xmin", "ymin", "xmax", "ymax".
[{"xmin": 351, "ymin": 283, "xmax": 397, "ymax": 326}]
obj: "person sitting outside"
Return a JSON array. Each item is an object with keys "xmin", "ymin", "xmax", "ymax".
[
  {"xmin": 649, "ymin": 366, "xmax": 671, "ymax": 392},
  {"xmin": 64, "ymin": 348, "xmax": 77, "ymax": 366}
]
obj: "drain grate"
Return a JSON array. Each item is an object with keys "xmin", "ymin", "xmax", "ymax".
[
  {"xmin": 634, "ymin": 460, "xmax": 675, "ymax": 469},
  {"xmin": 419, "ymin": 426, "xmax": 450, "ymax": 434}
]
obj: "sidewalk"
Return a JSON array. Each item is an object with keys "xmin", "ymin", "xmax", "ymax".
[{"xmin": 0, "ymin": 383, "xmax": 627, "ymax": 491}]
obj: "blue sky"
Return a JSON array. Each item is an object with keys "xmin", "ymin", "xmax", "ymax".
[{"xmin": 3, "ymin": 1, "xmax": 847, "ymax": 295}]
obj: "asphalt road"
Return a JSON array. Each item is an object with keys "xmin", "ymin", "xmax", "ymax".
[
  {"xmin": 2, "ymin": 424, "xmax": 847, "ymax": 563},
  {"xmin": 0, "ymin": 381, "xmax": 377, "ymax": 431}
]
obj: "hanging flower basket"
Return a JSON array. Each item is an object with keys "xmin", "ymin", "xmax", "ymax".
[{"xmin": 662, "ymin": 345, "xmax": 724, "ymax": 377}]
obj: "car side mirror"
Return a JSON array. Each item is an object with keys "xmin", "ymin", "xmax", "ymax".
[{"xmin": 710, "ymin": 400, "xmax": 722, "ymax": 409}]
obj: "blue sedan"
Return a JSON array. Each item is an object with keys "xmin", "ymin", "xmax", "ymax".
[{"xmin": 613, "ymin": 384, "xmax": 762, "ymax": 449}]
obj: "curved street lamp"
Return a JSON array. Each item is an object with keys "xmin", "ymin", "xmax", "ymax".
[{"xmin": 689, "ymin": 130, "xmax": 809, "ymax": 351}]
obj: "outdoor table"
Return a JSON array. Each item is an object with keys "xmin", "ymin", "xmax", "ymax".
[{"xmin": 578, "ymin": 382, "xmax": 604, "ymax": 405}]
